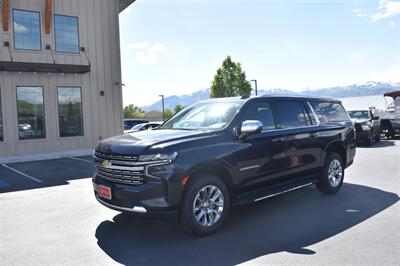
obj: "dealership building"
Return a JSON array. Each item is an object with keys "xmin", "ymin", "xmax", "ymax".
[{"xmin": 0, "ymin": 0, "xmax": 134, "ymax": 161}]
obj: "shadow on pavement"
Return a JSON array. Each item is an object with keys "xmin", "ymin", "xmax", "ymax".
[
  {"xmin": 0, "ymin": 157, "xmax": 96, "ymax": 193},
  {"xmin": 95, "ymin": 183, "xmax": 399, "ymax": 266}
]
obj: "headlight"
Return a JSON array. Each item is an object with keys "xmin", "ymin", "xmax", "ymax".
[
  {"xmin": 138, "ymin": 152, "xmax": 178, "ymax": 163},
  {"xmin": 147, "ymin": 164, "xmax": 175, "ymax": 179}
]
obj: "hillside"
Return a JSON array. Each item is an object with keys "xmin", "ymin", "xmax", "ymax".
[{"xmin": 141, "ymin": 81, "xmax": 400, "ymax": 111}]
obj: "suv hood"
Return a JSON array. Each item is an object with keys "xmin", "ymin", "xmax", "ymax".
[{"xmin": 96, "ymin": 129, "xmax": 208, "ymax": 154}]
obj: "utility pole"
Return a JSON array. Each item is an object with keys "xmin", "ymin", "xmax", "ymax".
[
  {"xmin": 251, "ymin": 79, "xmax": 258, "ymax": 96},
  {"xmin": 159, "ymin": 95, "xmax": 165, "ymax": 121}
]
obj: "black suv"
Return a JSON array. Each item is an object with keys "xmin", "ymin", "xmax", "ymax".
[
  {"xmin": 348, "ymin": 110, "xmax": 380, "ymax": 145},
  {"xmin": 93, "ymin": 95, "xmax": 356, "ymax": 235}
]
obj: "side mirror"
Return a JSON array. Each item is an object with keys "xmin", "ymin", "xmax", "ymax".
[
  {"xmin": 239, "ymin": 120, "xmax": 263, "ymax": 139},
  {"xmin": 372, "ymin": 116, "xmax": 379, "ymax": 120}
]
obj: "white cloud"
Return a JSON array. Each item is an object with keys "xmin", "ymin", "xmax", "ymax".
[
  {"xmin": 127, "ymin": 42, "xmax": 149, "ymax": 49},
  {"xmin": 353, "ymin": 9, "xmax": 364, "ymax": 17},
  {"xmin": 135, "ymin": 52, "xmax": 156, "ymax": 64},
  {"xmin": 128, "ymin": 42, "xmax": 168, "ymax": 64},
  {"xmin": 372, "ymin": 0, "xmax": 400, "ymax": 21},
  {"xmin": 389, "ymin": 21, "xmax": 396, "ymax": 27},
  {"xmin": 13, "ymin": 22, "xmax": 27, "ymax": 33},
  {"xmin": 148, "ymin": 43, "xmax": 167, "ymax": 53}
]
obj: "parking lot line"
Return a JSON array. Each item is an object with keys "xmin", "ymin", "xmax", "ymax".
[
  {"xmin": 68, "ymin": 157, "xmax": 93, "ymax": 163},
  {"xmin": 1, "ymin": 164, "xmax": 43, "ymax": 183}
]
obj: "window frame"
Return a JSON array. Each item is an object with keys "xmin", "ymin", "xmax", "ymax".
[
  {"xmin": 16, "ymin": 86, "xmax": 47, "ymax": 141},
  {"xmin": 54, "ymin": 14, "xmax": 80, "ymax": 54},
  {"xmin": 56, "ymin": 86, "xmax": 84, "ymax": 138},
  {"xmin": 12, "ymin": 9, "xmax": 42, "ymax": 51}
]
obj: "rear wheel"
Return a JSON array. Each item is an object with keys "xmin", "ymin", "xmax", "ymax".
[
  {"xmin": 180, "ymin": 174, "xmax": 230, "ymax": 236},
  {"xmin": 316, "ymin": 152, "xmax": 344, "ymax": 194}
]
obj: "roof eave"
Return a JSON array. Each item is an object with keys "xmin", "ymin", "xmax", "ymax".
[{"xmin": 119, "ymin": 0, "xmax": 135, "ymax": 13}]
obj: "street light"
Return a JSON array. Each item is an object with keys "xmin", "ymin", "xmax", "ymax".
[
  {"xmin": 159, "ymin": 94, "xmax": 165, "ymax": 121},
  {"xmin": 251, "ymin": 79, "xmax": 258, "ymax": 96}
]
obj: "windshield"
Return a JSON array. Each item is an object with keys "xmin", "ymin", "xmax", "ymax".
[
  {"xmin": 348, "ymin": 111, "xmax": 369, "ymax": 119},
  {"xmin": 160, "ymin": 100, "xmax": 243, "ymax": 131}
]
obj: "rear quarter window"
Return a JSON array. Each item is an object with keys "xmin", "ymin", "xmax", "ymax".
[{"xmin": 310, "ymin": 101, "xmax": 350, "ymax": 124}]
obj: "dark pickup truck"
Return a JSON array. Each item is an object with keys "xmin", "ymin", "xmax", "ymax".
[{"xmin": 93, "ymin": 95, "xmax": 356, "ymax": 235}]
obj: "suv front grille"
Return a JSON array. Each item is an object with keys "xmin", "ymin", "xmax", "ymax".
[
  {"xmin": 94, "ymin": 151, "xmax": 145, "ymax": 185},
  {"xmin": 97, "ymin": 167, "xmax": 144, "ymax": 185}
]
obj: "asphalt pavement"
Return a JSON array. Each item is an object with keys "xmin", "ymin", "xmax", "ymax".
[{"xmin": 0, "ymin": 141, "xmax": 399, "ymax": 265}]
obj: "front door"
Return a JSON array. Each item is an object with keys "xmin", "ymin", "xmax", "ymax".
[{"xmin": 233, "ymin": 100, "xmax": 290, "ymax": 190}]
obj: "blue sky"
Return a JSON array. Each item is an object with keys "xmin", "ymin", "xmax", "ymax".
[{"xmin": 119, "ymin": 0, "xmax": 400, "ymax": 106}]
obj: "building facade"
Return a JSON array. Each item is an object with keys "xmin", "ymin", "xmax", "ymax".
[{"xmin": 0, "ymin": 0, "xmax": 134, "ymax": 158}]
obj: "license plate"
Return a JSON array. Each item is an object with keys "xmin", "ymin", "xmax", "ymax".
[{"xmin": 98, "ymin": 185, "xmax": 112, "ymax": 200}]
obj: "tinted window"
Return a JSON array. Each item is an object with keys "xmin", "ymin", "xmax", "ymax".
[
  {"xmin": 58, "ymin": 87, "xmax": 84, "ymax": 137},
  {"xmin": 310, "ymin": 101, "xmax": 349, "ymax": 124},
  {"xmin": 13, "ymin": 10, "xmax": 41, "ymax": 50},
  {"xmin": 17, "ymin": 87, "xmax": 46, "ymax": 140},
  {"xmin": 241, "ymin": 101, "xmax": 276, "ymax": 131},
  {"xmin": 54, "ymin": 15, "xmax": 79, "ymax": 53},
  {"xmin": 272, "ymin": 101, "xmax": 309, "ymax": 129},
  {"xmin": 0, "ymin": 89, "xmax": 3, "ymax": 142},
  {"xmin": 348, "ymin": 111, "xmax": 369, "ymax": 119}
]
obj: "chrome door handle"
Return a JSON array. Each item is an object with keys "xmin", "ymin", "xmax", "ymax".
[
  {"xmin": 272, "ymin": 137, "xmax": 285, "ymax": 142},
  {"xmin": 310, "ymin": 132, "xmax": 318, "ymax": 138}
]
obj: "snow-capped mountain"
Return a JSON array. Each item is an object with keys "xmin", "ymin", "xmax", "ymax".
[{"xmin": 141, "ymin": 81, "xmax": 400, "ymax": 111}]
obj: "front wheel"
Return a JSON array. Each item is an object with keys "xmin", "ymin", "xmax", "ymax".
[
  {"xmin": 180, "ymin": 174, "xmax": 230, "ymax": 236},
  {"xmin": 316, "ymin": 152, "xmax": 344, "ymax": 194}
]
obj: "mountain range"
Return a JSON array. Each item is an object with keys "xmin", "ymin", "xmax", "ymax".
[{"xmin": 142, "ymin": 81, "xmax": 400, "ymax": 111}]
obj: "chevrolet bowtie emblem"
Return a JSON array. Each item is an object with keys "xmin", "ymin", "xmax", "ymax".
[{"xmin": 102, "ymin": 160, "xmax": 111, "ymax": 168}]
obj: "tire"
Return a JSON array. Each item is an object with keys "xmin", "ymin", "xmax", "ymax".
[
  {"xmin": 180, "ymin": 174, "xmax": 230, "ymax": 236},
  {"xmin": 316, "ymin": 152, "xmax": 344, "ymax": 194}
]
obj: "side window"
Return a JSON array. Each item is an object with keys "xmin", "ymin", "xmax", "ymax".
[
  {"xmin": 54, "ymin": 15, "xmax": 80, "ymax": 53},
  {"xmin": 272, "ymin": 101, "xmax": 309, "ymax": 129},
  {"xmin": 241, "ymin": 101, "xmax": 276, "ymax": 131},
  {"xmin": 310, "ymin": 101, "xmax": 349, "ymax": 124},
  {"xmin": 16, "ymin": 86, "xmax": 46, "ymax": 140},
  {"xmin": 13, "ymin": 10, "xmax": 41, "ymax": 51},
  {"xmin": 58, "ymin": 87, "xmax": 84, "ymax": 137}
]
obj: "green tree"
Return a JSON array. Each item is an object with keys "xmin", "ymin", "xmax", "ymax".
[
  {"xmin": 164, "ymin": 108, "xmax": 173, "ymax": 119},
  {"xmin": 123, "ymin": 104, "xmax": 145, "ymax": 119},
  {"xmin": 174, "ymin": 104, "xmax": 184, "ymax": 114},
  {"xmin": 210, "ymin": 56, "xmax": 252, "ymax": 98}
]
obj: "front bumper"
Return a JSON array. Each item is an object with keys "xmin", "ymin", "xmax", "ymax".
[{"xmin": 92, "ymin": 176, "xmax": 179, "ymax": 221}]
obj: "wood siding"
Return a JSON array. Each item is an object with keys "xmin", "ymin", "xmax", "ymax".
[{"xmin": 0, "ymin": 0, "xmax": 123, "ymax": 156}]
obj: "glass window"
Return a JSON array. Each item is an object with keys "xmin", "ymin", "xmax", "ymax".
[
  {"xmin": 58, "ymin": 87, "xmax": 84, "ymax": 137},
  {"xmin": 13, "ymin": 10, "xmax": 41, "ymax": 51},
  {"xmin": 272, "ymin": 101, "xmax": 309, "ymax": 129},
  {"xmin": 310, "ymin": 101, "xmax": 350, "ymax": 124},
  {"xmin": 161, "ymin": 101, "xmax": 244, "ymax": 131},
  {"xmin": 54, "ymin": 15, "xmax": 79, "ymax": 53},
  {"xmin": 348, "ymin": 111, "xmax": 370, "ymax": 119},
  {"xmin": 241, "ymin": 101, "xmax": 276, "ymax": 131},
  {"xmin": 17, "ymin": 87, "xmax": 46, "ymax": 140},
  {"xmin": 0, "ymin": 89, "xmax": 3, "ymax": 142}
]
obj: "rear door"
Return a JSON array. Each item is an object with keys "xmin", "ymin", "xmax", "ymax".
[{"xmin": 269, "ymin": 99, "xmax": 323, "ymax": 178}]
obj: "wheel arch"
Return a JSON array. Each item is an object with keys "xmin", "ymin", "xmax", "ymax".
[
  {"xmin": 325, "ymin": 141, "xmax": 347, "ymax": 164},
  {"xmin": 185, "ymin": 161, "xmax": 235, "ymax": 199}
]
